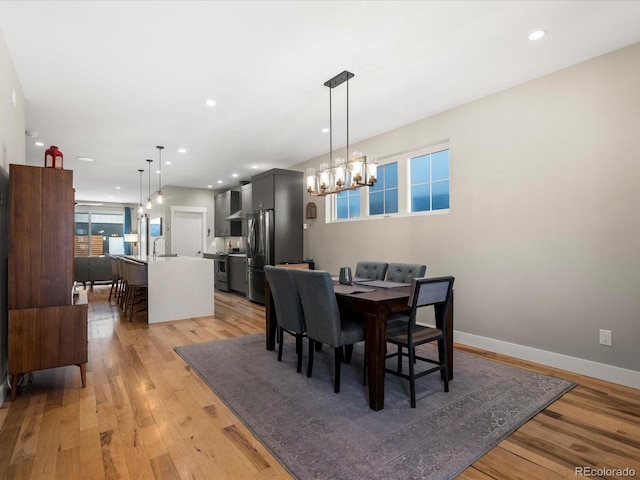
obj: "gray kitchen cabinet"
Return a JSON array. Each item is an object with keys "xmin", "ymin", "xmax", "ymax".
[
  {"xmin": 241, "ymin": 183, "xmax": 252, "ymax": 236},
  {"xmin": 214, "ymin": 190, "xmax": 241, "ymax": 237},
  {"xmin": 251, "ymin": 174, "xmax": 274, "ymax": 210},
  {"xmin": 250, "ymin": 168, "xmax": 303, "ymax": 266},
  {"xmin": 229, "ymin": 255, "xmax": 247, "ymax": 295}
]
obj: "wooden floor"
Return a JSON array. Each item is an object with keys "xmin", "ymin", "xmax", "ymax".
[{"xmin": 0, "ymin": 286, "xmax": 638, "ymax": 480}]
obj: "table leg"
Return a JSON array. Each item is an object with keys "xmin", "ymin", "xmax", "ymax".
[{"xmin": 365, "ymin": 312, "xmax": 387, "ymax": 411}]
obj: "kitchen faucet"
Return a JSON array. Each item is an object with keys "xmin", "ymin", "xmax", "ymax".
[{"xmin": 153, "ymin": 236, "xmax": 166, "ymax": 258}]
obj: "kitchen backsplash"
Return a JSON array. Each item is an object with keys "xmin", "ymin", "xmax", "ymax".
[{"xmin": 210, "ymin": 236, "xmax": 245, "ymax": 253}]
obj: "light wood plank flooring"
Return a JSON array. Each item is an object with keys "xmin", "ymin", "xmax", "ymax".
[{"xmin": 1, "ymin": 286, "xmax": 638, "ymax": 480}]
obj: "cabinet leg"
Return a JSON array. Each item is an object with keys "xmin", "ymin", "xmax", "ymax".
[
  {"xmin": 79, "ymin": 363, "xmax": 87, "ymax": 388},
  {"xmin": 10, "ymin": 374, "xmax": 19, "ymax": 401}
]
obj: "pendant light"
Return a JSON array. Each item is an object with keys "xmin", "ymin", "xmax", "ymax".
[
  {"xmin": 156, "ymin": 145, "xmax": 164, "ymax": 204},
  {"xmin": 306, "ymin": 70, "xmax": 377, "ymax": 196},
  {"xmin": 137, "ymin": 169, "xmax": 144, "ymax": 215},
  {"xmin": 146, "ymin": 159, "xmax": 153, "ymax": 209}
]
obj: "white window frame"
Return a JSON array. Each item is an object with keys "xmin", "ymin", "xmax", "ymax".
[{"xmin": 327, "ymin": 140, "xmax": 450, "ymax": 223}]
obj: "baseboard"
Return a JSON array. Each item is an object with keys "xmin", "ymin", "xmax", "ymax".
[{"xmin": 454, "ymin": 331, "xmax": 640, "ymax": 390}]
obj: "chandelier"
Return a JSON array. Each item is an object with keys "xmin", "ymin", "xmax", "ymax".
[{"xmin": 307, "ymin": 70, "xmax": 377, "ymax": 196}]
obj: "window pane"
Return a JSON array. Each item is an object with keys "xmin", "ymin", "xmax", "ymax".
[
  {"xmin": 349, "ymin": 191, "xmax": 360, "ymax": 218},
  {"xmin": 385, "ymin": 163, "xmax": 398, "ymax": 189},
  {"xmin": 337, "ymin": 197, "xmax": 348, "ymax": 219},
  {"xmin": 369, "ymin": 162, "xmax": 398, "ymax": 216},
  {"xmin": 411, "ymin": 155, "xmax": 430, "ymax": 184},
  {"xmin": 91, "ymin": 213, "xmax": 123, "ymax": 256},
  {"xmin": 384, "ymin": 188, "xmax": 398, "ymax": 213},
  {"xmin": 432, "ymin": 181, "xmax": 450, "ymax": 210},
  {"xmin": 432, "ymin": 150, "xmax": 449, "ymax": 181},
  {"xmin": 369, "ymin": 176, "xmax": 383, "ymax": 192},
  {"xmin": 411, "ymin": 184, "xmax": 430, "ymax": 212},
  {"xmin": 74, "ymin": 213, "xmax": 89, "ymax": 257},
  {"xmin": 370, "ymin": 191, "xmax": 383, "ymax": 215}
]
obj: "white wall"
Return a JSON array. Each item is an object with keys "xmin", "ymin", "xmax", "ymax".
[
  {"xmin": 0, "ymin": 30, "xmax": 25, "ymax": 405},
  {"xmin": 294, "ymin": 43, "xmax": 640, "ymax": 385}
]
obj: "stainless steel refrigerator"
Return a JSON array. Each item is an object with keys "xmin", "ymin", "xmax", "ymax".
[{"xmin": 246, "ymin": 209, "xmax": 274, "ymax": 304}]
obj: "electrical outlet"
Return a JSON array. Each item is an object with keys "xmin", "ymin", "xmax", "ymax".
[{"xmin": 599, "ymin": 329, "xmax": 612, "ymax": 346}]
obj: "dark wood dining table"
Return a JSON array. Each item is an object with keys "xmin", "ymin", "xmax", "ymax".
[{"xmin": 264, "ymin": 279, "xmax": 454, "ymax": 411}]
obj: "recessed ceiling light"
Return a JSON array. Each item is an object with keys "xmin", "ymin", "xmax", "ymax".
[
  {"xmin": 217, "ymin": 180, "xmax": 223, "ymax": 184},
  {"xmin": 77, "ymin": 156, "xmax": 94, "ymax": 162},
  {"xmin": 528, "ymin": 30, "xmax": 547, "ymax": 41},
  {"xmin": 165, "ymin": 161, "xmax": 172, "ymax": 165},
  {"xmin": 321, "ymin": 128, "xmax": 329, "ymax": 133},
  {"xmin": 232, "ymin": 173, "xmax": 238, "ymax": 178},
  {"xmin": 34, "ymin": 142, "xmax": 44, "ymax": 147},
  {"xmin": 115, "ymin": 186, "xmax": 121, "ymax": 190},
  {"xmin": 207, "ymin": 185, "xmax": 213, "ymax": 188},
  {"xmin": 206, "ymin": 99, "xmax": 217, "ymax": 107},
  {"xmin": 178, "ymin": 148, "xmax": 186, "ymax": 153},
  {"xmin": 251, "ymin": 165, "xmax": 258, "ymax": 169}
]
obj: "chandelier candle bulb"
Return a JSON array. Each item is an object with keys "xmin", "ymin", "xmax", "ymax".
[
  {"xmin": 306, "ymin": 168, "xmax": 316, "ymax": 193},
  {"xmin": 334, "ymin": 158, "xmax": 346, "ymax": 188}
]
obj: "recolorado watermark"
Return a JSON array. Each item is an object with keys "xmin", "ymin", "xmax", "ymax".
[{"xmin": 575, "ymin": 466, "xmax": 636, "ymax": 477}]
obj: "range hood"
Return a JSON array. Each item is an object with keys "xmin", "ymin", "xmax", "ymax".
[{"xmin": 225, "ymin": 210, "xmax": 243, "ymax": 221}]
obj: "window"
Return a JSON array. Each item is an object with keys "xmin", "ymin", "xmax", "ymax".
[
  {"xmin": 336, "ymin": 188, "xmax": 360, "ymax": 219},
  {"xmin": 369, "ymin": 162, "xmax": 398, "ymax": 216},
  {"xmin": 74, "ymin": 211, "xmax": 124, "ymax": 257},
  {"xmin": 329, "ymin": 142, "xmax": 449, "ymax": 222},
  {"xmin": 410, "ymin": 148, "xmax": 450, "ymax": 212}
]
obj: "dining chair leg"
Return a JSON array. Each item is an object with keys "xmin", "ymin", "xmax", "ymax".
[
  {"xmin": 277, "ymin": 327, "xmax": 284, "ymax": 362},
  {"xmin": 408, "ymin": 342, "xmax": 416, "ymax": 408},
  {"xmin": 362, "ymin": 342, "xmax": 367, "ymax": 386},
  {"xmin": 295, "ymin": 334, "xmax": 303, "ymax": 373},
  {"xmin": 344, "ymin": 344, "xmax": 354, "ymax": 364},
  {"xmin": 439, "ymin": 338, "xmax": 449, "ymax": 392},
  {"xmin": 334, "ymin": 347, "xmax": 344, "ymax": 394},
  {"xmin": 307, "ymin": 338, "xmax": 314, "ymax": 378},
  {"xmin": 397, "ymin": 345, "xmax": 403, "ymax": 373}
]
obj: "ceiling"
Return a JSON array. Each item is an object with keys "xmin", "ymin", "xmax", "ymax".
[{"xmin": 2, "ymin": 1, "xmax": 640, "ymax": 205}]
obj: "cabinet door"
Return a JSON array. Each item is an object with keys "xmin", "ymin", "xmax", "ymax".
[
  {"xmin": 241, "ymin": 184, "xmax": 252, "ymax": 236},
  {"xmin": 251, "ymin": 175, "xmax": 274, "ymax": 211},
  {"xmin": 214, "ymin": 192, "xmax": 230, "ymax": 236},
  {"xmin": 9, "ymin": 165, "xmax": 75, "ymax": 309},
  {"xmin": 229, "ymin": 256, "xmax": 247, "ymax": 294}
]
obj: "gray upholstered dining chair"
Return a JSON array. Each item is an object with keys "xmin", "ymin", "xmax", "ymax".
[
  {"xmin": 385, "ymin": 276, "xmax": 455, "ymax": 407},
  {"xmin": 293, "ymin": 269, "xmax": 365, "ymax": 393},
  {"xmin": 264, "ymin": 265, "xmax": 306, "ymax": 373},
  {"xmin": 354, "ymin": 261, "xmax": 388, "ymax": 281},
  {"xmin": 386, "ymin": 263, "xmax": 426, "ymax": 283}
]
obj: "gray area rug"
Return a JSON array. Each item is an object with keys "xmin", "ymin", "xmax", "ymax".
[{"xmin": 175, "ymin": 334, "xmax": 575, "ymax": 480}]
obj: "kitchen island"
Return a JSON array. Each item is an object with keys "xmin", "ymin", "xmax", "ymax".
[{"xmin": 125, "ymin": 255, "xmax": 214, "ymax": 324}]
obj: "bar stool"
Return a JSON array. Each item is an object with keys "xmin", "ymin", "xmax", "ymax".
[
  {"xmin": 122, "ymin": 260, "xmax": 148, "ymax": 322},
  {"xmin": 108, "ymin": 255, "xmax": 120, "ymax": 303}
]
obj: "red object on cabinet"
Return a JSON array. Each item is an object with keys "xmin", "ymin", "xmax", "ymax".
[{"xmin": 44, "ymin": 145, "xmax": 63, "ymax": 169}]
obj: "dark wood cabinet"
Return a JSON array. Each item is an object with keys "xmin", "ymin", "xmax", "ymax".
[
  {"xmin": 229, "ymin": 255, "xmax": 247, "ymax": 295},
  {"xmin": 8, "ymin": 164, "xmax": 88, "ymax": 400},
  {"xmin": 214, "ymin": 190, "xmax": 241, "ymax": 237}
]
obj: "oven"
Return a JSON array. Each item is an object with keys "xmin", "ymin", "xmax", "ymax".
[{"xmin": 213, "ymin": 254, "xmax": 230, "ymax": 292}]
